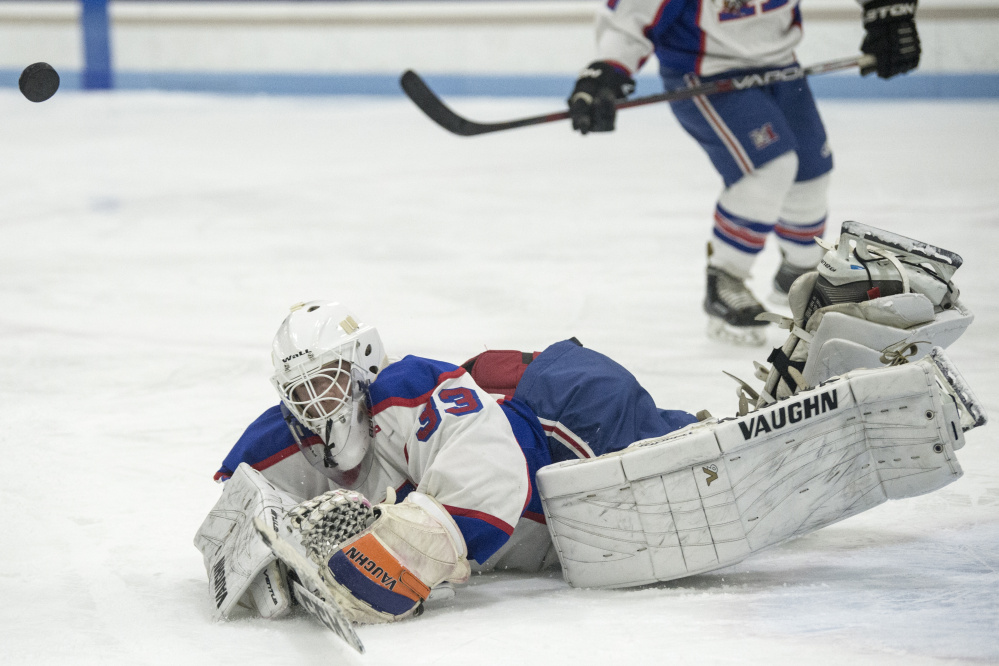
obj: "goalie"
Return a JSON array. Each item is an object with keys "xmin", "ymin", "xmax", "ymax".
[{"xmin": 195, "ymin": 222, "xmax": 985, "ymax": 628}]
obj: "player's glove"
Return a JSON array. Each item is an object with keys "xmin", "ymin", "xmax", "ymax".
[
  {"xmin": 860, "ymin": 0, "xmax": 920, "ymax": 78},
  {"xmin": 568, "ymin": 61, "xmax": 635, "ymax": 135},
  {"xmin": 285, "ymin": 488, "xmax": 470, "ymax": 624}
]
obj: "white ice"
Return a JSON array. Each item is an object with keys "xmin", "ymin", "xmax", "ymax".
[{"xmin": 1, "ymin": 91, "xmax": 997, "ymax": 665}]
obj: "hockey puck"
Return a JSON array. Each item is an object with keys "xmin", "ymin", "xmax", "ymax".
[{"xmin": 19, "ymin": 62, "xmax": 60, "ymax": 103}]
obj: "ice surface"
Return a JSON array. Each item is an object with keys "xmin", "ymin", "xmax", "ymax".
[{"xmin": 1, "ymin": 91, "xmax": 997, "ymax": 665}]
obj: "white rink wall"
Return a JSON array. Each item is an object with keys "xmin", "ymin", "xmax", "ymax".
[{"xmin": 1, "ymin": 0, "xmax": 998, "ymax": 95}]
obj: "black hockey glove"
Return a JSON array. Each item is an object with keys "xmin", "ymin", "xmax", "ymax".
[
  {"xmin": 568, "ymin": 61, "xmax": 635, "ymax": 135},
  {"xmin": 860, "ymin": 0, "xmax": 921, "ymax": 78}
]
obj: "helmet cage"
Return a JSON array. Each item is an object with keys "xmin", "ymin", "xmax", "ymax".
[
  {"xmin": 270, "ymin": 301, "xmax": 386, "ymax": 483},
  {"xmin": 278, "ymin": 354, "xmax": 353, "ymax": 435}
]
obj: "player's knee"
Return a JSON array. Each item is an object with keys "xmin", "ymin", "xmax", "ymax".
[
  {"xmin": 719, "ymin": 152, "xmax": 799, "ymax": 221},
  {"xmin": 754, "ymin": 151, "xmax": 799, "ymax": 191},
  {"xmin": 782, "ymin": 172, "xmax": 831, "ymax": 222}
]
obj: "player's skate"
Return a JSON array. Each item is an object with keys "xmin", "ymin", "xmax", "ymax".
[
  {"xmin": 751, "ymin": 221, "xmax": 973, "ymax": 407},
  {"xmin": 769, "ymin": 250, "xmax": 815, "ymax": 306},
  {"xmin": 704, "ymin": 266, "xmax": 770, "ymax": 346},
  {"xmin": 537, "ymin": 348, "xmax": 986, "ymax": 589}
]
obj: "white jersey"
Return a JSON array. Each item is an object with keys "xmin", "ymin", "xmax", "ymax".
[
  {"xmin": 594, "ymin": 0, "xmax": 860, "ymax": 77},
  {"xmin": 358, "ymin": 356, "xmax": 535, "ymax": 559},
  {"xmin": 219, "ymin": 355, "xmax": 549, "ymax": 566}
]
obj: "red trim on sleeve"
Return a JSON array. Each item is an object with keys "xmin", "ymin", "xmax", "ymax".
[
  {"xmin": 370, "ymin": 368, "xmax": 468, "ymax": 416},
  {"xmin": 521, "ymin": 458, "xmax": 533, "ymax": 514},
  {"xmin": 643, "ymin": 1, "xmax": 673, "ymax": 50},
  {"xmin": 606, "ymin": 59, "xmax": 633, "ymax": 76},
  {"xmin": 251, "ymin": 443, "xmax": 301, "ymax": 472},
  {"xmin": 443, "ymin": 504, "xmax": 516, "ymax": 536},
  {"xmin": 695, "ymin": 0, "xmax": 706, "ymax": 75}
]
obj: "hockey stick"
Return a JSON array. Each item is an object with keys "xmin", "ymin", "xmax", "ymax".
[
  {"xmin": 253, "ymin": 516, "xmax": 366, "ymax": 654},
  {"xmin": 401, "ymin": 54, "xmax": 875, "ymax": 137}
]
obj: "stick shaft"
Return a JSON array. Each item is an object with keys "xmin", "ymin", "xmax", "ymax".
[{"xmin": 401, "ymin": 55, "xmax": 875, "ymax": 137}]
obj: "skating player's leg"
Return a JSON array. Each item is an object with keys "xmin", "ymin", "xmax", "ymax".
[
  {"xmin": 666, "ymin": 71, "xmax": 809, "ymax": 346},
  {"xmin": 707, "ymin": 152, "xmax": 798, "ymax": 345},
  {"xmin": 770, "ymin": 78, "xmax": 835, "ymax": 302},
  {"xmin": 772, "ymin": 173, "xmax": 830, "ymax": 303}
]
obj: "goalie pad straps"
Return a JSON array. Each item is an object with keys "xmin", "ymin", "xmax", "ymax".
[{"xmin": 766, "ymin": 347, "xmax": 806, "ymax": 393}]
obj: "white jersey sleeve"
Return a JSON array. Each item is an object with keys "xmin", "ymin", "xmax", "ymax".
[{"xmin": 594, "ymin": 0, "xmax": 660, "ymax": 74}]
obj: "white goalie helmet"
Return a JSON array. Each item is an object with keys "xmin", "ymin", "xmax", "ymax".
[{"xmin": 270, "ymin": 300, "xmax": 388, "ymax": 486}]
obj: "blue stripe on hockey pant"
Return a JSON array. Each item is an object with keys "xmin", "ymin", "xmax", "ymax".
[
  {"xmin": 662, "ymin": 65, "xmax": 833, "ymax": 187},
  {"xmin": 514, "ymin": 340, "xmax": 697, "ymax": 464}
]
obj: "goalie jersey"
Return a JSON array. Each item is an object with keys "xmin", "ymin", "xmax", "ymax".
[
  {"xmin": 217, "ymin": 355, "xmax": 552, "ymax": 565},
  {"xmin": 216, "ymin": 342, "xmax": 697, "ymax": 568},
  {"xmin": 596, "ymin": 0, "xmax": 816, "ymax": 77}
]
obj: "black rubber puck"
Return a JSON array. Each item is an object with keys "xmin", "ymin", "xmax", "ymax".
[{"xmin": 19, "ymin": 62, "xmax": 60, "ymax": 103}]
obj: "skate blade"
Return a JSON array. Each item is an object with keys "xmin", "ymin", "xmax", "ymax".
[
  {"xmin": 841, "ymin": 221, "xmax": 963, "ymax": 281},
  {"xmin": 928, "ymin": 347, "xmax": 987, "ymax": 432},
  {"xmin": 707, "ymin": 316, "xmax": 767, "ymax": 347}
]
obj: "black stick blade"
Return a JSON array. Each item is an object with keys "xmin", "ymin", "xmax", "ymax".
[
  {"xmin": 399, "ymin": 70, "xmax": 571, "ymax": 137},
  {"xmin": 400, "ymin": 70, "xmax": 484, "ymax": 136}
]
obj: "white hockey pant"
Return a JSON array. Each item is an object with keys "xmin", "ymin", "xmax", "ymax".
[{"xmin": 537, "ymin": 349, "xmax": 982, "ymax": 589}]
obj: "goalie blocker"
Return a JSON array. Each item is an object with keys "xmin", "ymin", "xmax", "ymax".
[{"xmin": 537, "ymin": 348, "xmax": 985, "ymax": 589}]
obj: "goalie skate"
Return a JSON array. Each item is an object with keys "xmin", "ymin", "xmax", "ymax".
[
  {"xmin": 804, "ymin": 220, "xmax": 963, "ymax": 320},
  {"xmin": 752, "ymin": 222, "xmax": 973, "ymax": 406},
  {"xmin": 537, "ymin": 348, "xmax": 985, "ymax": 589}
]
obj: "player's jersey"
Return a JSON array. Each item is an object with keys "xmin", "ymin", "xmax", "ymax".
[
  {"xmin": 216, "ymin": 343, "xmax": 697, "ymax": 569},
  {"xmin": 216, "ymin": 355, "xmax": 551, "ymax": 565},
  {"xmin": 596, "ymin": 0, "xmax": 806, "ymax": 77}
]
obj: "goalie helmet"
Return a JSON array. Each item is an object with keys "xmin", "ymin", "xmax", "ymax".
[{"xmin": 270, "ymin": 301, "xmax": 388, "ymax": 486}]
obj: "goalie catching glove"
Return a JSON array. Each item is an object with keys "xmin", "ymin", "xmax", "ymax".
[{"xmin": 276, "ymin": 487, "xmax": 471, "ymax": 624}]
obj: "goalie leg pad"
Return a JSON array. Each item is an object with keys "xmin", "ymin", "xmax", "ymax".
[{"xmin": 537, "ymin": 350, "xmax": 981, "ymax": 589}]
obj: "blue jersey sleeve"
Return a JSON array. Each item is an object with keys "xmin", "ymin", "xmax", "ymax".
[{"xmin": 214, "ymin": 404, "xmax": 298, "ymax": 481}]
